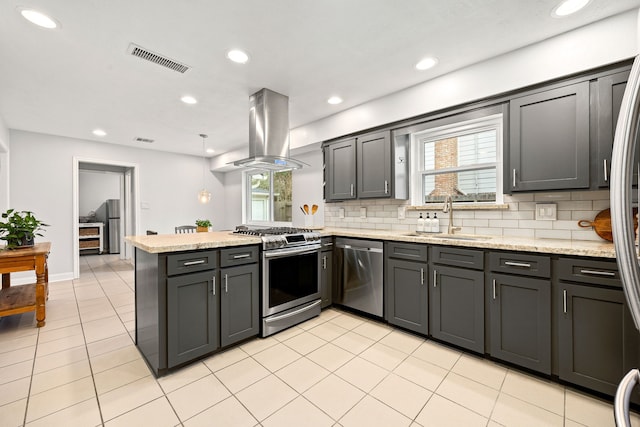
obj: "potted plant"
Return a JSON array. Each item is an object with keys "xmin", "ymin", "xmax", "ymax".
[
  {"xmin": 195, "ymin": 219, "xmax": 211, "ymax": 232},
  {"xmin": 0, "ymin": 209, "xmax": 49, "ymax": 249}
]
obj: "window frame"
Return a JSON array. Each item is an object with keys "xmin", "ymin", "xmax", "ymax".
[
  {"xmin": 243, "ymin": 168, "xmax": 293, "ymax": 226},
  {"xmin": 410, "ymin": 113, "xmax": 504, "ymax": 206}
]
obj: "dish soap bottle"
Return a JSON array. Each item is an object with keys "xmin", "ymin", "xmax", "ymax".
[
  {"xmin": 432, "ymin": 213, "xmax": 440, "ymax": 233},
  {"xmin": 424, "ymin": 212, "xmax": 432, "ymax": 233},
  {"xmin": 417, "ymin": 213, "xmax": 425, "ymax": 233}
]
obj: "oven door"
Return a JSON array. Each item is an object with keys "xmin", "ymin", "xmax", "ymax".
[{"xmin": 262, "ymin": 244, "xmax": 321, "ymax": 317}]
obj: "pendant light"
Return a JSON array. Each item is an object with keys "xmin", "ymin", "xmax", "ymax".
[{"xmin": 198, "ymin": 133, "xmax": 211, "ymax": 204}]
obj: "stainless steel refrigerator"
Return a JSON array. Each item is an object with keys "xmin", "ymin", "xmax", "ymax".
[
  {"xmin": 611, "ymin": 54, "xmax": 640, "ymax": 425},
  {"xmin": 106, "ymin": 199, "xmax": 120, "ymax": 254}
]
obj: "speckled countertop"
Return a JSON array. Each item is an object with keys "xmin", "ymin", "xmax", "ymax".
[{"xmin": 126, "ymin": 228, "xmax": 617, "ymax": 258}]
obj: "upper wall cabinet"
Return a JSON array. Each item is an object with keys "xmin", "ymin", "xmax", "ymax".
[
  {"xmin": 508, "ymin": 82, "xmax": 590, "ymax": 192},
  {"xmin": 595, "ymin": 67, "xmax": 637, "ymax": 188},
  {"xmin": 323, "ymin": 130, "xmax": 407, "ymax": 201}
]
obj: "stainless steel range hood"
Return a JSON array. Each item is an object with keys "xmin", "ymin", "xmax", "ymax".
[{"xmin": 233, "ymin": 88, "xmax": 307, "ymax": 170}]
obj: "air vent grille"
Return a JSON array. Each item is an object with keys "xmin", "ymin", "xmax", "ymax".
[
  {"xmin": 128, "ymin": 43, "xmax": 190, "ymax": 73},
  {"xmin": 134, "ymin": 137, "xmax": 155, "ymax": 143}
]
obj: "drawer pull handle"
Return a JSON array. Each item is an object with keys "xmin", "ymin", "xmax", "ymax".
[
  {"xmin": 504, "ymin": 261, "xmax": 531, "ymax": 268},
  {"xmin": 183, "ymin": 259, "xmax": 206, "ymax": 266},
  {"xmin": 580, "ymin": 269, "xmax": 616, "ymax": 277},
  {"xmin": 433, "ymin": 269, "xmax": 437, "ymax": 287},
  {"xmin": 563, "ymin": 289, "xmax": 567, "ymax": 314},
  {"xmin": 420, "ymin": 268, "xmax": 424, "ymax": 285},
  {"xmin": 492, "ymin": 279, "xmax": 497, "ymax": 300},
  {"xmin": 224, "ymin": 274, "xmax": 228, "ymax": 293},
  {"xmin": 233, "ymin": 254, "xmax": 251, "ymax": 259}
]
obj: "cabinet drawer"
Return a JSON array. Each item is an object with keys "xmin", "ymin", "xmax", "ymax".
[
  {"xmin": 220, "ymin": 246, "xmax": 259, "ymax": 267},
  {"xmin": 489, "ymin": 252, "xmax": 550, "ymax": 278},
  {"xmin": 386, "ymin": 242, "xmax": 428, "ymax": 263},
  {"xmin": 79, "ymin": 227, "xmax": 100, "ymax": 236},
  {"xmin": 431, "ymin": 246, "xmax": 483, "ymax": 270},
  {"xmin": 167, "ymin": 250, "xmax": 217, "ymax": 276},
  {"xmin": 557, "ymin": 257, "xmax": 621, "ymax": 288}
]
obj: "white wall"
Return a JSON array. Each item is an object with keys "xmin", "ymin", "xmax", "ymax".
[
  {"xmin": 0, "ymin": 115, "xmax": 9, "ymax": 213},
  {"xmin": 9, "ymin": 130, "xmax": 225, "ymax": 280},
  {"xmin": 291, "ymin": 147, "xmax": 324, "ymax": 229},
  {"xmin": 290, "ymin": 10, "xmax": 638, "ymax": 148},
  {"xmin": 79, "ymin": 170, "xmax": 121, "ymax": 216}
]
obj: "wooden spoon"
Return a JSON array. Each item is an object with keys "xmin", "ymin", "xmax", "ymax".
[
  {"xmin": 303, "ymin": 204, "xmax": 309, "ymax": 215},
  {"xmin": 311, "ymin": 204, "xmax": 318, "ymax": 215}
]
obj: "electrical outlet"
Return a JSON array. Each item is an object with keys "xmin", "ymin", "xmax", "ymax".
[
  {"xmin": 338, "ymin": 208, "xmax": 345, "ymax": 219},
  {"xmin": 535, "ymin": 203, "xmax": 557, "ymax": 220},
  {"xmin": 397, "ymin": 206, "xmax": 406, "ymax": 220},
  {"xmin": 360, "ymin": 207, "xmax": 367, "ymax": 218}
]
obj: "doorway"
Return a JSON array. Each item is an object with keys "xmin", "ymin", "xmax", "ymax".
[{"xmin": 72, "ymin": 157, "xmax": 139, "ymax": 279}]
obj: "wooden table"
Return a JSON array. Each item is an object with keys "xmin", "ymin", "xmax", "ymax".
[{"xmin": 0, "ymin": 242, "xmax": 51, "ymax": 327}]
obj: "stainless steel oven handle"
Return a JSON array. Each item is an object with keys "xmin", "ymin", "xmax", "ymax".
[
  {"xmin": 264, "ymin": 300, "xmax": 322, "ymax": 323},
  {"xmin": 263, "ymin": 245, "xmax": 322, "ymax": 259}
]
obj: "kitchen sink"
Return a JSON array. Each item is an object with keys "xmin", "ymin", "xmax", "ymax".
[{"xmin": 403, "ymin": 232, "xmax": 491, "ymax": 241}]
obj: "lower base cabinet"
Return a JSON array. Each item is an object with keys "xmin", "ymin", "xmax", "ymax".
[
  {"xmin": 167, "ymin": 270, "xmax": 219, "ymax": 368},
  {"xmin": 220, "ymin": 263, "xmax": 259, "ymax": 347},
  {"xmin": 321, "ymin": 238, "xmax": 333, "ymax": 309}
]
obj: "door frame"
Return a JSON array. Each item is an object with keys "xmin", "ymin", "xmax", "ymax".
[{"xmin": 72, "ymin": 157, "xmax": 140, "ymax": 278}]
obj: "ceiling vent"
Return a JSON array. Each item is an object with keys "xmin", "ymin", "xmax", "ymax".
[
  {"xmin": 134, "ymin": 137, "xmax": 155, "ymax": 143},
  {"xmin": 127, "ymin": 43, "xmax": 190, "ymax": 73}
]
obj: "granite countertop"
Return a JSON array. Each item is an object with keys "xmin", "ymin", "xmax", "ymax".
[{"xmin": 127, "ymin": 228, "xmax": 617, "ymax": 258}]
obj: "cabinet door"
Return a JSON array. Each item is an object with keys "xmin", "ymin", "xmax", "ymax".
[
  {"xmin": 596, "ymin": 69, "xmax": 637, "ymax": 187},
  {"xmin": 386, "ymin": 259, "xmax": 428, "ymax": 334},
  {"xmin": 489, "ymin": 274, "xmax": 551, "ymax": 374},
  {"xmin": 357, "ymin": 131, "xmax": 391, "ymax": 198},
  {"xmin": 220, "ymin": 264, "xmax": 259, "ymax": 347},
  {"xmin": 325, "ymin": 138, "xmax": 356, "ymax": 201},
  {"xmin": 430, "ymin": 265, "xmax": 484, "ymax": 353},
  {"xmin": 509, "ymin": 82, "xmax": 590, "ymax": 192},
  {"xmin": 321, "ymin": 250, "xmax": 333, "ymax": 309},
  {"xmin": 558, "ymin": 283, "xmax": 639, "ymax": 396},
  {"xmin": 167, "ymin": 270, "xmax": 218, "ymax": 368}
]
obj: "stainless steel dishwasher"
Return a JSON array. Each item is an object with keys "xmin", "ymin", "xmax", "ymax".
[{"xmin": 334, "ymin": 238, "xmax": 384, "ymax": 317}]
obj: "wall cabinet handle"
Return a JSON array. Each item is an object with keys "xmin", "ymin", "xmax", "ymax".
[
  {"xmin": 604, "ymin": 159, "xmax": 608, "ymax": 182},
  {"xmin": 492, "ymin": 279, "xmax": 497, "ymax": 300},
  {"xmin": 420, "ymin": 268, "xmax": 424, "ymax": 285},
  {"xmin": 563, "ymin": 289, "xmax": 567, "ymax": 314},
  {"xmin": 183, "ymin": 259, "xmax": 205, "ymax": 266},
  {"xmin": 384, "ymin": 180, "xmax": 389, "ymax": 194},
  {"xmin": 212, "ymin": 276, "xmax": 216, "ymax": 295},
  {"xmin": 580, "ymin": 269, "xmax": 616, "ymax": 277},
  {"xmin": 433, "ymin": 269, "xmax": 437, "ymax": 287},
  {"xmin": 512, "ymin": 169, "xmax": 517, "ymax": 188},
  {"xmin": 350, "ymin": 184, "xmax": 354, "ymax": 197},
  {"xmin": 224, "ymin": 274, "xmax": 228, "ymax": 293},
  {"xmin": 504, "ymin": 261, "xmax": 531, "ymax": 268}
]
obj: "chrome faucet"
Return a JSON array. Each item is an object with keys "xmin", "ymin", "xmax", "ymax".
[{"xmin": 442, "ymin": 195, "xmax": 462, "ymax": 235}]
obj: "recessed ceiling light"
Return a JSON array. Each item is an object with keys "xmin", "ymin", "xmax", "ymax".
[
  {"xmin": 92, "ymin": 129, "xmax": 107, "ymax": 137},
  {"xmin": 227, "ymin": 49, "xmax": 249, "ymax": 64},
  {"xmin": 206, "ymin": 148, "xmax": 215, "ymax": 154},
  {"xmin": 552, "ymin": 0, "xmax": 590, "ymax": 17},
  {"xmin": 19, "ymin": 8, "xmax": 58, "ymax": 29},
  {"xmin": 327, "ymin": 96, "xmax": 343, "ymax": 105},
  {"xmin": 181, "ymin": 95, "xmax": 198, "ymax": 104},
  {"xmin": 415, "ymin": 57, "xmax": 438, "ymax": 71}
]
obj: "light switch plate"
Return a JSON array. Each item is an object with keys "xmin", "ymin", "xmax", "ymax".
[
  {"xmin": 535, "ymin": 203, "xmax": 557, "ymax": 221},
  {"xmin": 360, "ymin": 207, "xmax": 367, "ymax": 218},
  {"xmin": 338, "ymin": 208, "xmax": 345, "ymax": 219},
  {"xmin": 397, "ymin": 206, "xmax": 406, "ymax": 220}
]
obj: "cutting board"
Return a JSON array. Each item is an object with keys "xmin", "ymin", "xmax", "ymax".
[{"xmin": 577, "ymin": 208, "xmax": 638, "ymax": 242}]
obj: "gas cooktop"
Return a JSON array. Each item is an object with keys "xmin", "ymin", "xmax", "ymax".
[{"xmin": 233, "ymin": 226, "xmax": 320, "ymax": 250}]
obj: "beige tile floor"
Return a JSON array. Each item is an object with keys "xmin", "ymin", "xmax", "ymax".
[{"xmin": 0, "ymin": 254, "xmax": 638, "ymax": 427}]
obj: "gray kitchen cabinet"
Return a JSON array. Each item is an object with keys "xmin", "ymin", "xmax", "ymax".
[
  {"xmin": 167, "ymin": 269, "xmax": 219, "ymax": 368},
  {"xmin": 357, "ymin": 131, "xmax": 391, "ymax": 198},
  {"xmin": 430, "ymin": 246, "xmax": 484, "ymax": 353},
  {"xmin": 324, "ymin": 138, "xmax": 357, "ymax": 201},
  {"xmin": 556, "ymin": 258, "xmax": 640, "ymax": 397},
  {"xmin": 385, "ymin": 242, "xmax": 429, "ymax": 335},
  {"xmin": 596, "ymin": 68, "xmax": 637, "ymax": 187},
  {"xmin": 488, "ymin": 252, "xmax": 551, "ymax": 374},
  {"xmin": 220, "ymin": 247, "xmax": 259, "ymax": 347},
  {"xmin": 509, "ymin": 81, "xmax": 590, "ymax": 192},
  {"xmin": 320, "ymin": 238, "xmax": 333, "ymax": 309}
]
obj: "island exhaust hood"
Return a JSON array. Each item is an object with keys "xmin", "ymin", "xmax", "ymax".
[{"xmin": 233, "ymin": 88, "xmax": 307, "ymax": 170}]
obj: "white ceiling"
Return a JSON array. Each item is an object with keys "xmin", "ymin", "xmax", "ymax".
[{"xmin": 0, "ymin": 0, "xmax": 638, "ymax": 157}]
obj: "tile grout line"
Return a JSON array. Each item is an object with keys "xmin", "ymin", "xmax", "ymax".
[{"xmin": 21, "ymin": 326, "xmax": 40, "ymax": 427}]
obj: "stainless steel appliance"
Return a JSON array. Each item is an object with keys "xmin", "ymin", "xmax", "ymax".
[
  {"xmin": 106, "ymin": 199, "xmax": 120, "ymax": 254},
  {"xmin": 234, "ymin": 226, "xmax": 322, "ymax": 337},
  {"xmin": 610, "ymin": 55, "xmax": 640, "ymax": 426},
  {"xmin": 334, "ymin": 238, "xmax": 383, "ymax": 317}
]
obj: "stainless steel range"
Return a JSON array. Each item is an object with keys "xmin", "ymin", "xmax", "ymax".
[{"xmin": 234, "ymin": 226, "xmax": 322, "ymax": 337}]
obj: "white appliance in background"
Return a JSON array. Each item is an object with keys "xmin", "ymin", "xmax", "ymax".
[
  {"xmin": 611, "ymin": 54, "xmax": 640, "ymax": 426},
  {"xmin": 106, "ymin": 199, "xmax": 121, "ymax": 254}
]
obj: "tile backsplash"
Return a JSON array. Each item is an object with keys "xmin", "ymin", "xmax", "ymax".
[{"xmin": 324, "ymin": 190, "xmax": 612, "ymax": 242}]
